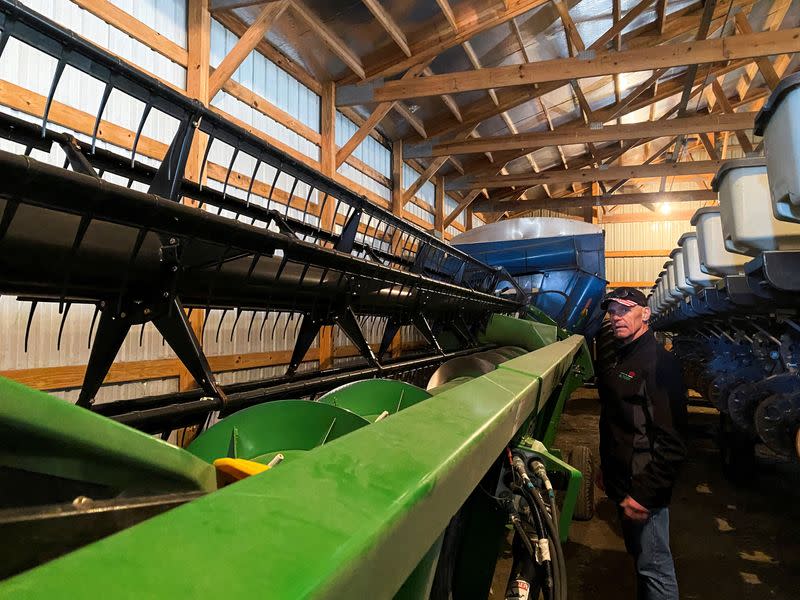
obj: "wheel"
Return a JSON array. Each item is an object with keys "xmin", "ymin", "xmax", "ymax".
[{"xmin": 568, "ymin": 445, "xmax": 595, "ymax": 521}]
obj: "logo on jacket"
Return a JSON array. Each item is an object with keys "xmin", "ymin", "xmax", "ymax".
[{"xmin": 618, "ymin": 370, "xmax": 637, "ymax": 381}]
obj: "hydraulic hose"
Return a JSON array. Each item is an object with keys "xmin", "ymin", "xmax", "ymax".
[{"xmin": 524, "ymin": 486, "xmax": 567, "ymax": 600}]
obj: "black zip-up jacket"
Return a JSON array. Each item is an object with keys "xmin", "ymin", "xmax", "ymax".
[{"xmin": 597, "ymin": 329, "xmax": 688, "ymax": 509}]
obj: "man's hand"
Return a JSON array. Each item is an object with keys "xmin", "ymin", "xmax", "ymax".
[{"xmin": 620, "ymin": 495, "xmax": 650, "ymax": 522}]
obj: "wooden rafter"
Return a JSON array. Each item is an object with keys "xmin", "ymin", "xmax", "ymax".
[
  {"xmin": 448, "ymin": 160, "xmax": 721, "ymax": 190},
  {"xmin": 339, "ymin": 0, "xmax": 550, "ymax": 84},
  {"xmin": 434, "ymin": 174, "xmax": 445, "ymax": 235},
  {"xmin": 407, "ymin": 112, "xmax": 757, "ymax": 157},
  {"xmin": 624, "ymin": 0, "xmax": 756, "ymax": 49},
  {"xmin": 733, "ymin": 0, "xmax": 791, "ymax": 101},
  {"xmin": 369, "ymin": 28, "xmax": 800, "ymax": 101},
  {"xmin": 290, "ymin": 0, "xmax": 365, "ymax": 79},
  {"xmin": 473, "ymin": 189, "xmax": 717, "ymax": 213},
  {"xmin": 436, "ymin": 0, "xmax": 458, "ymax": 32},
  {"xmin": 393, "ymin": 102, "xmax": 427, "ymax": 138},
  {"xmin": 418, "ymin": 1, "xmax": 756, "ymax": 141},
  {"xmin": 734, "ymin": 10, "xmax": 786, "ymax": 90},
  {"xmin": 403, "ymin": 157, "xmax": 448, "ymax": 205},
  {"xmin": 443, "ymin": 190, "xmax": 482, "ymax": 228},
  {"xmin": 208, "ymin": 0, "xmax": 288, "ymax": 98},
  {"xmin": 656, "ymin": 0, "xmax": 669, "ymax": 34},
  {"xmin": 711, "ymin": 80, "xmax": 754, "ymax": 154},
  {"xmin": 335, "ymin": 61, "xmax": 429, "ymax": 167},
  {"xmin": 361, "ymin": 0, "xmax": 411, "ymax": 57}
]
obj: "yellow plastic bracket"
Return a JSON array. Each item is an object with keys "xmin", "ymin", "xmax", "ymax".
[{"xmin": 213, "ymin": 457, "xmax": 271, "ymax": 487}]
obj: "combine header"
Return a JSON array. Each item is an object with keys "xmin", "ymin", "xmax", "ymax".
[{"xmin": 0, "ymin": 2, "xmax": 602, "ymax": 598}]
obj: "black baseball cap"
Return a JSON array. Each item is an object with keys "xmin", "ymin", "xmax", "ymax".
[{"xmin": 601, "ymin": 287, "xmax": 648, "ymax": 310}]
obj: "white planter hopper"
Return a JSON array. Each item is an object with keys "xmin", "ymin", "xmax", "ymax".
[
  {"xmin": 754, "ymin": 73, "xmax": 800, "ymax": 223},
  {"xmin": 690, "ymin": 208, "xmax": 748, "ymax": 276},
  {"xmin": 666, "ymin": 260, "xmax": 683, "ymax": 299},
  {"xmin": 656, "ymin": 273, "xmax": 668, "ymax": 311},
  {"xmin": 713, "ymin": 157, "xmax": 800, "ymax": 255},
  {"xmin": 678, "ymin": 232, "xmax": 718, "ymax": 288},
  {"xmin": 663, "ymin": 261, "xmax": 679, "ymax": 305},
  {"xmin": 670, "ymin": 247, "xmax": 693, "ymax": 295}
]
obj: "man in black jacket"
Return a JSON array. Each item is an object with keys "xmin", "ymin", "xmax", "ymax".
[{"xmin": 597, "ymin": 287, "xmax": 687, "ymax": 600}]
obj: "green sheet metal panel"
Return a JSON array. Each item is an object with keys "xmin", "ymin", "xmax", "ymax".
[
  {"xmin": 1, "ymin": 335, "xmax": 586, "ymax": 599},
  {"xmin": 187, "ymin": 400, "xmax": 371, "ymax": 465},
  {"xmin": 0, "ymin": 377, "xmax": 216, "ymax": 494},
  {"xmin": 480, "ymin": 313, "xmax": 558, "ymax": 351}
]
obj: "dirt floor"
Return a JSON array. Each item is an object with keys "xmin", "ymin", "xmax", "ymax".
[{"xmin": 490, "ymin": 386, "xmax": 800, "ymax": 600}]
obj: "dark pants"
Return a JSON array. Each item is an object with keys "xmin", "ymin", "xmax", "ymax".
[{"xmin": 619, "ymin": 507, "xmax": 679, "ymax": 600}]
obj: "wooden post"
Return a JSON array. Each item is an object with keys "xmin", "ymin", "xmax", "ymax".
[
  {"xmin": 179, "ymin": 0, "xmax": 210, "ymax": 394},
  {"xmin": 318, "ymin": 81, "xmax": 337, "ymax": 369},
  {"xmin": 434, "ymin": 175, "xmax": 444, "ymax": 237},
  {"xmin": 390, "ymin": 139, "xmax": 405, "ymax": 358},
  {"xmin": 465, "ymin": 206, "xmax": 473, "ymax": 230}
]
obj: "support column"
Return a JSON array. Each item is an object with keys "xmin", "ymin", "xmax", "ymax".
[
  {"xmin": 434, "ymin": 174, "xmax": 444, "ymax": 237},
  {"xmin": 390, "ymin": 139, "xmax": 404, "ymax": 358},
  {"xmin": 180, "ymin": 0, "xmax": 211, "ymax": 394},
  {"xmin": 319, "ymin": 81, "xmax": 337, "ymax": 369}
]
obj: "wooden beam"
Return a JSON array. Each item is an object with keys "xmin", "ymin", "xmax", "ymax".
[
  {"xmin": 473, "ymin": 189, "xmax": 717, "ymax": 212},
  {"xmin": 71, "ymin": 0, "xmax": 188, "ymax": 66},
  {"xmin": 406, "ymin": 1, "xmax": 750, "ymax": 147},
  {"xmin": 711, "ymin": 79, "xmax": 754, "ymax": 153},
  {"xmin": 369, "ymin": 28, "xmax": 800, "ymax": 101},
  {"xmin": 434, "ymin": 175, "xmax": 445, "ymax": 235},
  {"xmin": 392, "ymin": 140, "xmax": 404, "ymax": 216},
  {"xmin": 733, "ymin": 0, "xmax": 791, "ymax": 100},
  {"xmin": 393, "ymin": 102, "xmax": 427, "ymax": 138},
  {"xmin": 443, "ymin": 189, "xmax": 482, "ymax": 228},
  {"xmin": 436, "ymin": 0, "xmax": 459, "ymax": 31},
  {"xmin": 403, "ymin": 157, "xmax": 448, "ymax": 205},
  {"xmin": 319, "ymin": 80, "xmax": 336, "ymax": 368},
  {"xmin": 361, "ymin": 0, "xmax": 411, "ymax": 57},
  {"xmin": 213, "ymin": 9, "xmax": 321, "ymax": 94},
  {"xmin": 335, "ymin": 62, "xmax": 429, "ymax": 167},
  {"xmin": 0, "ymin": 341, "xmax": 425, "ymax": 392},
  {"xmin": 184, "ymin": 0, "xmax": 212, "ymax": 392},
  {"xmin": 409, "ymin": 112, "xmax": 756, "ymax": 157},
  {"xmin": 551, "ymin": 0, "xmax": 585, "ymax": 52},
  {"xmin": 290, "ymin": 0, "xmax": 365, "ymax": 79},
  {"xmin": 339, "ymin": 0, "xmax": 550, "ymax": 84},
  {"xmin": 734, "ymin": 11, "xmax": 783, "ymax": 89},
  {"xmin": 607, "ymin": 249, "xmax": 672, "ymax": 257},
  {"xmin": 593, "ymin": 0, "xmax": 658, "ymax": 50},
  {"xmin": 210, "ymin": 0, "xmax": 274, "ymax": 11},
  {"xmin": 607, "ymin": 281, "xmax": 655, "ymax": 288},
  {"xmin": 595, "ymin": 68, "xmax": 668, "ymax": 123},
  {"xmin": 698, "ymin": 132, "xmax": 720, "ymax": 160},
  {"xmin": 625, "ymin": 0, "xmax": 756, "ymax": 49},
  {"xmin": 423, "ymin": 67, "xmax": 463, "ymax": 122},
  {"xmin": 448, "ymin": 160, "xmax": 722, "ymax": 190},
  {"xmin": 656, "ymin": 0, "xmax": 669, "ymax": 34},
  {"xmin": 599, "ymin": 207, "xmax": 705, "ymax": 223},
  {"xmin": 208, "ymin": 0, "xmax": 288, "ymax": 98}
]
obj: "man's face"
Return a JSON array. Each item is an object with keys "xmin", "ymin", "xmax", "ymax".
[{"xmin": 607, "ymin": 301, "xmax": 650, "ymax": 342}]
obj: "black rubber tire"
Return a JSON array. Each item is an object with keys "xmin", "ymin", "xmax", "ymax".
[{"xmin": 569, "ymin": 445, "xmax": 596, "ymax": 521}]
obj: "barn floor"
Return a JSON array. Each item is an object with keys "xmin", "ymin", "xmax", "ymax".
[{"xmin": 489, "ymin": 387, "xmax": 800, "ymax": 600}]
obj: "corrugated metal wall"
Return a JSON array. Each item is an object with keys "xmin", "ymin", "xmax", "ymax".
[
  {"xmin": 0, "ymin": 0, "xmax": 441, "ymax": 402},
  {"xmin": 1, "ymin": 0, "xmax": 191, "ymax": 401}
]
